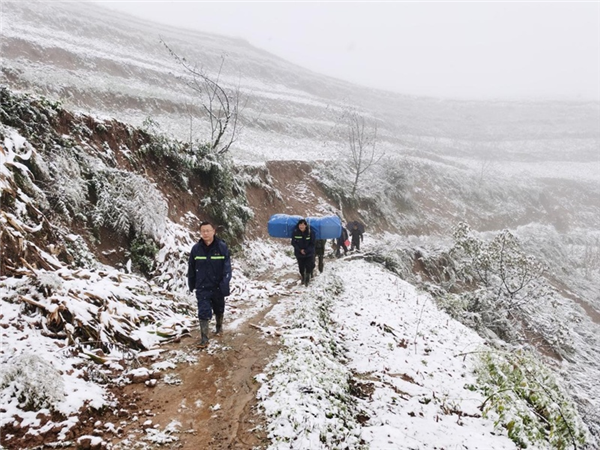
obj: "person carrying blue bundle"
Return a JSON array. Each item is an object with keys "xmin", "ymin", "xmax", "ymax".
[
  {"xmin": 187, "ymin": 221, "xmax": 232, "ymax": 348},
  {"xmin": 291, "ymin": 218, "xmax": 316, "ymax": 286}
]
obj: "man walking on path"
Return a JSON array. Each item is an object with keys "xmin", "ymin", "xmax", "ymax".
[
  {"xmin": 350, "ymin": 223, "xmax": 363, "ymax": 251},
  {"xmin": 188, "ymin": 221, "xmax": 232, "ymax": 348},
  {"xmin": 291, "ymin": 219, "xmax": 316, "ymax": 286},
  {"xmin": 334, "ymin": 227, "xmax": 349, "ymax": 258}
]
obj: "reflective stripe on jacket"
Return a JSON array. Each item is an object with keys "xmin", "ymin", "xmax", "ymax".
[
  {"xmin": 187, "ymin": 237, "xmax": 232, "ymax": 294},
  {"xmin": 291, "ymin": 227, "xmax": 316, "ymax": 259}
]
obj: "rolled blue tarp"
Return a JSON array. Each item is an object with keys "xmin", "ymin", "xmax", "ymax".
[
  {"xmin": 306, "ymin": 216, "xmax": 343, "ymax": 240},
  {"xmin": 267, "ymin": 214, "xmax": 304, "ymax": 238},
  {"xmin": 268, "ymin": 214, "xmax": 342, "ymax": 239}
]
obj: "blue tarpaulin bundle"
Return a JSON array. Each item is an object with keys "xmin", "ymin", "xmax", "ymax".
[
  {"xmin": 268, "ymin": 214, "xmax": 342, "ymax": 239},
  {"xmin": 267, "ymin": 214, "xmax": 303, "ymax": 238},
  {"xmin": 306, "ymin": 216, "xmax": 342, "ymax": 239}
]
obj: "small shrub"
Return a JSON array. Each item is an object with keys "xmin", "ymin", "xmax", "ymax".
[
  {"xmin": 475, "ymin": 349, "xmax": 588, "ymax": 449},
  {"xmin": 0, "ymin": 353, "xmax": 65, "ymax": 412},
  {"xmin": 130, "ymin": 235, "xmax": 159, "ymax": 276}
]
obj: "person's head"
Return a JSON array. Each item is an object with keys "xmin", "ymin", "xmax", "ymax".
[
  {"xmin": 297, "ymin": 219, "xmax": 308, "ymax": 232},
  {"xmin": 200, "ymin": 221, "xmax": 216, "ymax": 244}
]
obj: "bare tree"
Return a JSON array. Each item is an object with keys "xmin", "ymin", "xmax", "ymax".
[
  {"xmin": 343, "ymin": 109, "xmax": 384, "ymax": 197},
  {"xmin": 161, "ymin": 39, "xmax": 245, "ymax": 155}
]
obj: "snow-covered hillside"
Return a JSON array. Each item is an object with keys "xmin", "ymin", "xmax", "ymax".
[
  {"xmin": 1, "ymin": 115, "xmax": 598, "ymax": 447},
  {"xmin": 0, "ymin": 207, "xmax": 593, "ymax": 449},
  {"xmin": 1, "ymin": 1, "xmax": 599, "ymax": 449},
  {"xmin": 2, "ymin": 1, "xmax": 598, "ymax": 165}
]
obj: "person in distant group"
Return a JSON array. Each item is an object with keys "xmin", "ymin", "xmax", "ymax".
[
  {"xmin": 334, "ymin": 227, "xmax": 349, "ymax": 258},
  {"xmin": 291, "ymin": 219, "xmax": 316, "ymax": 286},
  {"xmin": 187, "ymin": 221, "xmax": 232, "ymax": 348},
  {"xmin": 315, "ymin": 238, "xmax": 327, "ymax": 274},
  {"xmin": 350, "ymin": 223, "xmax": 363, "ymax": 251}
]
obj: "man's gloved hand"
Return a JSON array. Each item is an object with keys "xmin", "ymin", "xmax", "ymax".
[{"xmin": 219, "ymin": 281, "xmax": 231, "ymax": 297}]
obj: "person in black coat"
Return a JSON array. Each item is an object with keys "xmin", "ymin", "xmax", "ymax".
[
  {"xmin": 334, "ymin": 227, "xmax": 349, "ymax": 258},
  {"xmin": 187, "ymin": 221, "xmax": 232, "ymax": 348},
  {"xmin": 350, "ymin": 223, "xmax": 363, "ymax": 251},
  {"xmin": 291, "ymin": 219, "xmax": 316, "ymax": 286}
]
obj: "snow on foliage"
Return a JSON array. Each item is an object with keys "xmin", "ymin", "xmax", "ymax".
[
  {"xmin": 259, "ymin": 253, "xmax": 519, "ymax": 449},
  {"xmin": 361, "ymin": 229, "xmax": 600, "ymax": 445},
  {"xmin": 0, "ymin": 353, "xmax": 65, "ymax": 413},
  {"xmin": 1, "ymin": 128, "xmax": 34, "ymax": 189},
  {"xmin": 1, "ymin": 75, "xmax": 599, "ymax": 448},
  {"xmin": 90, "ymin": 167, "xmax": 168, "ymax": 239},
  {"xmin": 475, "ymin": 349, "xmax": 589, "ymax": 449},
  {"xmin": 153, "ymin": 220, "xmax": 197, "ymax": 292},
  {"xmin": 449, "ymin": 222, "xmax": 566, "ymax": 346}
]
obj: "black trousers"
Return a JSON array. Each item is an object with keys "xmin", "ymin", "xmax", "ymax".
[
  {"xmin": 317, "ymin": 253, "xmax": 324, "ymax": 272},
  {"xmin": 297, "ymin": 256, "xmax": 315, "ymax": 277},
  {"xmin": 196, "ymin": 288, "xmax": 225, "ymax": 321}
]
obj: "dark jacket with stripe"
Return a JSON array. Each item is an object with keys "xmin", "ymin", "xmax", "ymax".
[
  {"xmin": 187, "ymin": 237, "xmax": 232, "ymax": 296},
  {"xmin": 291, "ymin": 226, "xmax": 315, "ymax": 259}
]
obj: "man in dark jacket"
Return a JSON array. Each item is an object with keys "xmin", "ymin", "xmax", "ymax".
[
  {"xmin": 335, "ymin": 227, "xmax": 349, "ymax": 258},
  {"xmin": 291, "ymin": 219, "xmax": 316, "ymax": 286},
  {"xmin": 350, "ymin": 223, "xmax": 363, "ymax": 251},
  {"xmin": 187, "ymin": 221, "xmax": 232, "ymax": 348}
]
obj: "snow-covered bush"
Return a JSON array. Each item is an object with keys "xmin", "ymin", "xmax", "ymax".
[
  {"xmin": 130, "ymin": 234, "xmax": 159, "ymax": 276},
  {"xmin": 312, "ymin": 160, "xmax": 356, "ymax": 206},
  {"xmin": 90, "ymin": 167, "xmax": 168, "ymax": 240},
  {"xmin": 191, "ymin": 151, "xmax": 252, "ymax": 246},
  {"xmin": 138, "ymin": 120, "xmax": 195, "ymax": 188},
  {"xmin": 64, "ymin": 234, "xmax": 98, "ymax": 269},
  {"xmin": 37, "ymin": 150, "xmax": 89, "ymax": 220},
  {"xmin": 473, "ymin": 349, "xmax": 589, "ymax": 449},
  {"xmin": 0, "ymin": 353, "xmax": 65, "ymax": 412},
  {"xmin": 451, "ymin": 222, "xmax": 548, "ymax": 298},
  {"xmin": 236, "ymin": 164, "xmax": 283, "ymax": 203},
  {"xmin": 446, "ymin": 222, "xmax": 574, "ymax": 354}
]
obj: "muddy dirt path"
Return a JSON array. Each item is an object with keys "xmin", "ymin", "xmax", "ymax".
[
  {"xmin": 129, "ymin": 309, "xmax": 280, "ymax": 449},
  {"xmin": 109, "ymin": 276, "xmax": 299, "ymax": 450}
]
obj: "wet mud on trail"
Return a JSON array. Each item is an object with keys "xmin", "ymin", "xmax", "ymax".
[
  {"xmin": 115, "ymin": 304, "xmax": 284, "ymax": 448},
  {"xmin": 109, "ymin": 274, "xmax": 301, "ymax": 450}
]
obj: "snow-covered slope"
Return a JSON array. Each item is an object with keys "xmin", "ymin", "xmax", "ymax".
[
  {"xmin": 1, "ymin": 1, "xmax": 599, "ymax": 448},
  {"xmin": 258, "ymin": 257, "xmax": 519, "ymax": 449},
  {"xmin": 1, "ymin": 90, "xmax": 598, "ymax": 449},
  {"xmin": 2, "ymin": 1, "xmax": 598, "ymax": 165}
]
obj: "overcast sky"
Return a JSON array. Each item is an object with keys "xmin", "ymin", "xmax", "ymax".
[{"xmin": 97, "ymin": 1, "xmax": 599, "ymax": 101}]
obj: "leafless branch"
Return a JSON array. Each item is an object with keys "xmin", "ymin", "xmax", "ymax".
[
  {"xmin": 161, "ymin": 39, "xmax": 247, "ymax": 155},
  {"xmin": 340, "ymin": 108, "xmax": 384, "ymax": 196}
]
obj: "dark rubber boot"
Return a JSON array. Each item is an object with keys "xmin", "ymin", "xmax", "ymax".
[
  {"xmin": 303, "ymin": 271, "xmax": 310, "ymax": 287},
  {"xmin": 198, "ymin": 320, "xmax": 209, "ymax": 348},
  {"xmin": 215, "ymin": 314, "xmax": 223, "ymax": 335}
]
